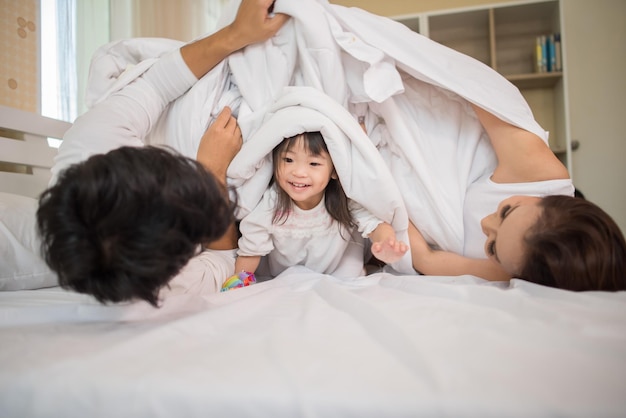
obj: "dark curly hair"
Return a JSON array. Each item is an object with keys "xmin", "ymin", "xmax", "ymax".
[
  {"xmin": 520, "ymin": 195, "xmax": 626, "ymax": 291},
  {"xmin": 37, "ymin": 146, "xmax": 234, "ymax": 306}
]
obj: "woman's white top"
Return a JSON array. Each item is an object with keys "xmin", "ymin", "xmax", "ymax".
[{"xmin": 463, "ymin": 176, "xmax": 575, "ymax": 259}]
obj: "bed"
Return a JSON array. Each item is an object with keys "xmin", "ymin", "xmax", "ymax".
[{"xmin": 2, "ymin": 105, "xmax": 626, "ymax": 418}]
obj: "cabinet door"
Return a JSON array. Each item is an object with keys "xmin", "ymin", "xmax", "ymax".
[{"xmin": 562, "ymin": 0, "xmax": 626, "ymax": 233}]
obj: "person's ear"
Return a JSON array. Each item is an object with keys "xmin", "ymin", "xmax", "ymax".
[{"xmin": 331, "ymin": 170, "xmax": 338, "ymax": 180}]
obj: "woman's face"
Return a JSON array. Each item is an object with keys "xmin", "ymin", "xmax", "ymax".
[{"xmin": 481, "ymin": 195, "xmax": 543, "ymax": 276}]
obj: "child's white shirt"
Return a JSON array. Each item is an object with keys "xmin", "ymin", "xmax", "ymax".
[{"xmin": 237, "ymin": 185, "xmax": 381, "ymax": 278}]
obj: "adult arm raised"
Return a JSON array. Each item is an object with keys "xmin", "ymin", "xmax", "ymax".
[
  {"xmin": 471, "ymin": 104, "xmax": 570, "ymax": 184},
  {"xmin": 408, "ymin": 105, "xmax": 570, "ymax": 281},
  {"xmin": 181, "ymin": 0, "xmax": 288, "ymax": 79}
]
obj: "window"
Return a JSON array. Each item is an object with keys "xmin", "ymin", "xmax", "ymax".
[
  {"xmin": 40, "ymin": 0, "xmax": 110, "ymax": 123},
  {"xmin": 40, "ymin": 0, "xmax": 77, "ymax": 122},
  {"xmin": 40, "ymin": 0, "xmax": 225, "ymax": 124}
]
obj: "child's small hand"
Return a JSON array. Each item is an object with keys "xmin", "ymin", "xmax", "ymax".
[
  {"xmin": 221, "ymin": 271, "xmax": 257, "ymax": 292},
  {"xmin": 371, "ymin": 237, "xmax": 408, "ymax": 264}
]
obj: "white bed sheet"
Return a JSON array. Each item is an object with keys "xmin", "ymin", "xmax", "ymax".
[{"xmin": 1, "ymin": 268, "xmax": 625, "ymax": 418}]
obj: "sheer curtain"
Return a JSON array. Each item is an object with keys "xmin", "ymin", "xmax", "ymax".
[
  {"xmin": 76, "ymin": 0, "xmax": 109, "ymax": 117},
  {"xmin": 56, "ymin": 0, "xmax": 77, "ymax": 121},
  {"xmin": 92, "ymin": 0, "xmax": 228, "ymax": 112},
  {"xmin": 110, "ymin": 0, "xmax": 229, "ymax": 41},
  {"xmin": 41, "ymin": 0, "xmax": 109, "ymax": 120},
  {"xmin": 43, "ymin": 0, "xmax": 228, "ymax": 120},
  {"xmin": 40, "ymin": 0, "xmax": 77, "ymax": 121}
]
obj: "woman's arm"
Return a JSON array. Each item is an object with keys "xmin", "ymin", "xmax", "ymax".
[
  {"xmin": 471, "ymin": 104, "xmax": 569, "ymax": 184},
  {"xmin": 408, "ymin": 222, "xmax": 510, "ymax": 281}
]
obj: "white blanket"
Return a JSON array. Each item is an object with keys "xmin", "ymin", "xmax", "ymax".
[
  {"xmin": 228, "ymin": 86, "xmax": 413, "ymax": 273},
  {"xmin": 2, "ymin": 268, "xmax": 626, "ymax": 418},
  {"xmin": 84, "ymin": 0, "xmax": 548, "ymax": 255}
]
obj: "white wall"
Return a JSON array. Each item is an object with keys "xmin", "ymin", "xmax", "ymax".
[{"xmin": 563, "ymin": 0, "xmax": 626, "ymax": 233}]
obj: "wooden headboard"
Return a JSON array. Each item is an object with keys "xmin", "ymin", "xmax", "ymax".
[{"xmin": 0, "ymin": 105, "xmax": 71, "ymax": 198}]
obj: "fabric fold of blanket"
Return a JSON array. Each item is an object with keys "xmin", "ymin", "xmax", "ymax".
[
  {"xmin": 83, "ymin": 0, "xmax": 548, "ymax": 258},
  {"xmin": 228, "ymin": 86, "xmax": 413, "ymax": 273}
]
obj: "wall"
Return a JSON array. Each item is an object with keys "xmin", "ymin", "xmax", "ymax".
[
  {"xmin": 563, "ymin": 0, "xmax": 626, "ymax": 234},
  {"xmin": 329, "ymin": 0, "xmax": 519, "ymax": 17},
  {"xmin": 0, "ymin": 0, "xmax": 38, "ymax": 113},
  {"xmin": 109, "ymin": 0, "xmax": 227, "ymax": 41}
]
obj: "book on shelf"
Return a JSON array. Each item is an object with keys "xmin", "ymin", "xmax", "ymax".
[
  {"xmin": 554, "ymin": 33, "xmax": 562, "ymax": 72},
  {"xmin": 535, "ymin": 33, "xmax": 562, "ymax": 73}
]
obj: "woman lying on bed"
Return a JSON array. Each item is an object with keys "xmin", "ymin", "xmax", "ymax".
[{"xmin": 408, "ymin": 104, "xmax": 626, "ymax": 292}]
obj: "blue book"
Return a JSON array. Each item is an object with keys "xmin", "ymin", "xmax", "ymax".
[{"xmin": 547, "ymin": 34, "xmax": 556, "ymax": 72}]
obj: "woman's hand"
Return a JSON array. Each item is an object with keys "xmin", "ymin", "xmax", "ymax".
[{"xmin": 196, "ymin": 106, "xmax": 242, "ymax": 184}]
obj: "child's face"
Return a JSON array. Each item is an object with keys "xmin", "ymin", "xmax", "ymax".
[{"xmin": 276, "ymin": 138, "xmax": 335, "ymax": 210}]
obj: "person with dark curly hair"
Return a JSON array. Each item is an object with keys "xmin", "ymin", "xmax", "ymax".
[
  {"xmin": 36, "ymin": 0, "xmax": 288, "ymax": 306},
  {"xmin": 37, "ymin": 146, "xmax": 235, "ymax": 306},
  {"xmin": 408, "ymin": 104, "xmax": 626, "ymax": 292}
]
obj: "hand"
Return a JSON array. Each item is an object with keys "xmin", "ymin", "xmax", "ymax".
[
  {"xmin": 227, "ymin": 0, "xmax": 289, "ymax": 50},
  {"xmin": 196, "ymin": 106, "xmax": 242, "ymax": 183},
  {"xmin": 180, "ymin": 0, "xmax": 289, "ymax": 79},
  {"xmin": 371, "ymin": 237, "xmax": 409, "ymax": 265}
]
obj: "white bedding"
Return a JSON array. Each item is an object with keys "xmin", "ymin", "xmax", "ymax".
[
  {"xmin": 2, "ymin": 1, "xmax": 624, "ymax": 416},
  {"xmin": 82, "ymin": 0, "xmax": 548, "ymax": 255},
  {"xmin": 1, "ymin": 268, "xmax": 626, "ymax": 418},
  {"xmin": 229, "ymin": 86, "xmax": 412, "ymax": 273}
]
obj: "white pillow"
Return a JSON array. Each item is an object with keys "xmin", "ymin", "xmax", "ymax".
[{"xmin": 0, "ymin": 192, "xmax": 58, "ymax": 290}]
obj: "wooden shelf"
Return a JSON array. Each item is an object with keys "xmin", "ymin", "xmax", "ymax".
[
  {"xmin": 393, "ymin": 0, "xmax": 570, "ymax": 169},
  {"xmin": 505, "ymin": 72, "xmax": 563, "ymax": 89}
]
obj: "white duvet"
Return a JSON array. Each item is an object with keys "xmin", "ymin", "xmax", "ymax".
[
  {"xmin": 3, "ymin": 3, "xmax": 625, "ymax": 416},
  {"xmin": 1, "ymin": 268, "xmax": 626, "ymax": 418},
  {"xmin": 85, "ymin": 0, "xmax": 548, "ymax": 258}
]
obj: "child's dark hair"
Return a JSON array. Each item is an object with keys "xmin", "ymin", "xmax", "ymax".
[{"xmin": 271, "ymin": 132, "xmax": 355, "ymax": 230}]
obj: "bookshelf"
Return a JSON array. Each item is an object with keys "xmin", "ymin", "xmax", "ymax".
[{"xmin": 393, "ymin": 0, "xmax": 570, "ymax": 166}]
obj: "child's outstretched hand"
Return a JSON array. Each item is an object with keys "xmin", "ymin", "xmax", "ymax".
[{"xmin": 371, "ymin": 237, "xmax": 408, "ymax": 264}]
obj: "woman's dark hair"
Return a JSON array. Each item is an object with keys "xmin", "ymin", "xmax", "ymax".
[
  {"xmin": 37, "ymin": 146, "xmax": 234, "ymax": 307},
  {"xmin": 271, "ymin": 132, "xmax": 354, "ymax": 230},
  {"xmin": 519, "ymin": 195, "xmax": 626, "ymax": 291}
]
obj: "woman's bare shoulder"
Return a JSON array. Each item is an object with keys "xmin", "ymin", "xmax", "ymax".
[{"xmin": 472, "ymin": 105, "xmax": 570, "ymax": 184}]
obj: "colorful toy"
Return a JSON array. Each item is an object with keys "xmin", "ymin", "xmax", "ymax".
[{"xmin": 221, "ymin": 271, "xmax": 257, "ymax": 292}]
